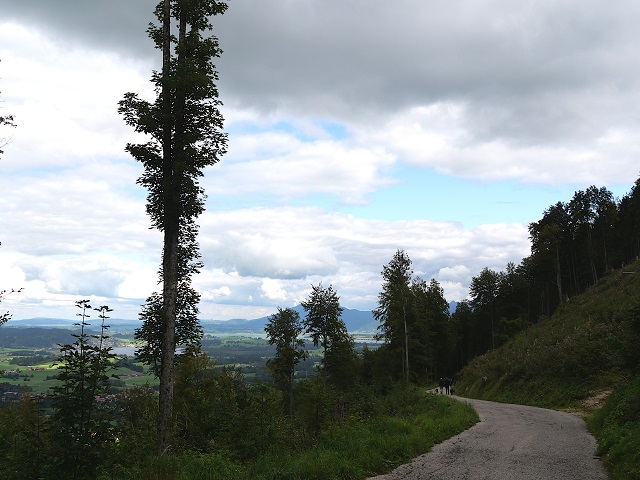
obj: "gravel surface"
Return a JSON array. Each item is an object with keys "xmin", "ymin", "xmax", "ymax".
[{"xmin": 368, "ymin": 396, "xmax": 608, "ymax": 480}]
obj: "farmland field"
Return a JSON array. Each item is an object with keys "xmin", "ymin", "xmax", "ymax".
[{"xmin": 0, "ymin": 328, "xmax": 367, "ymax": 400}]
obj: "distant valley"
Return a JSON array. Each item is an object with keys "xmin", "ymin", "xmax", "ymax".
[{"xmin": 5, "ymin": 306, "xmax": 379, "ymax": 335}]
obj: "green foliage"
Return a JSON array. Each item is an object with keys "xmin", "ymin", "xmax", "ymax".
[
  {"xmin": 173, "ymin": 350, "xmax": 245, "ymax": 453},
  {"xmin": 8, "ymin": 354, "xmax": 55, "ymax": 366},
  {"xmin": 589, "ymin": 375, "xmax": 640, "ymax": 480},
  {"xmin": 301, "ymin": 283, "xmax": 359, "ymax": 390},
  {"xmin": 243, "ymin": 388, "xmax": 478, "ymax": 480},
  {"xmin": 49, "ymin": 301, "xmax": 119, "ymax": 479},
  {"xmin": 409, "ymin": 277, "xmax": 452, "ymax": 382},
  {"xmin": 135, "ymin": 286, "xmax": 204, "ymax": 376},
  {"xmin": 265, "ymin": 307, "xmax": 308, "ymax": 415},
  {"xmin": 97, "ymin": 452, "xmax": 243, "ymax": 480},
  {"xmin": 469, "ymin": 267, "xmax": 500, "ymax": 351},
  {"xmin": 2, "ymin": 344, "xmax": 479, "ymax": 480},
  {"xmin": 0, "ymin": 397, "xmax": 49, "ymax": 480},
  {"xmin": 371, "ymin": 250, "xmax": 456, "ymax": 384},
  {"xmin": 301, "ymin": 283, "xmax": 345, "ymax": 352},
  {"xmin": 374, "ymin": 249, "xmax": 413, "ymax": 356}
]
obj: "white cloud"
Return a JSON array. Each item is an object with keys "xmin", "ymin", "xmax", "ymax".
[
  {"xmin": 361, "ymin": 105, "xmax": 640, "ymax": 187},
  {"xmin": 260, "ymin": 279, "xmax": 287, "ymax": 302},
  {"xmin": 2, "ymin": 0, "xmax": 638, "ymax": 323},
  {"xmin": 208, "ymin": 130, "xmax": 396, "ymax": 205},
  {"xmin": 0, "ymin": 22, "xmax": 152, "ymax": 171}
]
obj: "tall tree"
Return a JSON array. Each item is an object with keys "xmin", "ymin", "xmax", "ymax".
[
  {"xmin": 617, "ymin": 179, "xmax": 640, "ymax": 263},
  {"xmin": 529, "ymin": 202, "xmax": 573, "ymax": 303},
  {"xmin": 451, "ymin": 300, "xmax": 474, "ymax": 369},
  {"xmin": 410, "ymin": 277, "xmax": 451, "ymax": 380},
  {"xmin": 118, "ymin": 0, "xmax": 228, "ymax": 452},
  {"xmin": 568, "ymin": 188, "xmax": 600, "ymax": 287},
  {"xmin": 373, "ymin": 249, "xmax": 413, "ymax": 383},
  {"xmin": 265, "ymin": 307, "xmax": 308, "ymax": 416}
]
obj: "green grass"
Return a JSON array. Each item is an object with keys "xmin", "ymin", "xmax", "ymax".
[
  {"xmin": 268, "ymin": 392, "xmax": 478, "ymax": 478},
  {"xmin": 99, "ymin": 391, "xmax": 478, "ymax": 480},
  {"xmin": 588, "ymin": 374, "xmax": 640, "ymax": 480}
]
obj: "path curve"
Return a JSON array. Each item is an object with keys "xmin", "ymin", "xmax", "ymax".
[{"xmin": 367, "ymin": 396, "xmax": 608, "ymax": 480}]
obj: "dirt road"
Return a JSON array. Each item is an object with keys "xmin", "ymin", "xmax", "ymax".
[{"xmin": 368, "ymin": 396, "xmax": 608, "ymax": 480}]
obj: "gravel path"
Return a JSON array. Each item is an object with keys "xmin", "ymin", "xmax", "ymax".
[{"xmin": 367, "ymin": 396, "xmax": 608, "ymax": 480}]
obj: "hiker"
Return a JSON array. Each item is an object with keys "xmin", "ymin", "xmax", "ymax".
[{"xmin": 439, "ymin": 377, "xmax": 444, "ymax": 394}]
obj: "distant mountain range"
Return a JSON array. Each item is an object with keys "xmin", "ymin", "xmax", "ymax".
[
  {"xmin": 5, "ymin": 307, "xmax": 378, "ymax": 334},
  {"xmin": 208, "ymin": 305, "xmax": 378, "ymax": 333},
  {"xmin": 5, "ymin": 302, "xmax": 458, "ymax": 335}
]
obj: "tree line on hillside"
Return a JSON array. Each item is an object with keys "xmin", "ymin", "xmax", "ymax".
[
  {"xmin": 301, "ymin": 178, "xmax": 640, "ymax": 388},
  {"xmin": 452, "ymin": 179, "xmax": 640, "ymax": 365}
]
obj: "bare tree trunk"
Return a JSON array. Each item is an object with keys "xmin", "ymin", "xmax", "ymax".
[
  {"xmin": 588, "ymin": 225, "xmax": 598, "ymax": 285},
  {"xmin": 403, "ymin": 299, "xmax": 409, "ymax": 383},
  {"xmin": 555, "ymin": 242, "xmax": 563, "ymax": 303}
]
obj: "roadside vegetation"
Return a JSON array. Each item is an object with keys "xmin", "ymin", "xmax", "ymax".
[{"xmin": 94, "ymin": 387, "xmax": 477, "ymax": 480}]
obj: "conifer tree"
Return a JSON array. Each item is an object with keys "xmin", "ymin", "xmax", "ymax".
[
  {"xmin": 50, "ymin": 300, "xmax": 118, "ymax": 479},
  {"xmin": 301, "ymin": 283, "xmax": 345, "ymax": 358},
  {"xmin": 301, "ymin": 282, "xmax": 357, "ymax": 386},
  {"xmin": 374, "ymin": 249, "xmax": 413, "ymax": 383}
]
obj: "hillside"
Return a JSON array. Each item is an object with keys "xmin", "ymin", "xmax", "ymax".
[{"xmin": 456, "ymin": 258, "xmax": 640, "ymax": 407}]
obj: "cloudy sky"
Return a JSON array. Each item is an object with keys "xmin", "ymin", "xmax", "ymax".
[{"xmin": 0, "ymin": 0, "xmax": 637, "ymax": 322}]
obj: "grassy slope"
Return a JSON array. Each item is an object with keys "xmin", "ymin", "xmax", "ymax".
[{"xmin": 455, "ymin": 258, "xmax": 640, "ymax": 479}]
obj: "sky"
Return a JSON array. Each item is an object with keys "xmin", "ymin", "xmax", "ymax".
[{"xmin": 0, "ymin": 0, "xmax": 638, "ymax": 322}]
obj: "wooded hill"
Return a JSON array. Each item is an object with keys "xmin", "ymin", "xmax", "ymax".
[
  {"xmin": 457, "ymin": 256, "xmax": 640, "ymax": 406},
  {"xmin": 450, "ymin": 178, "xmax": 640, "ymax": 370}
]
